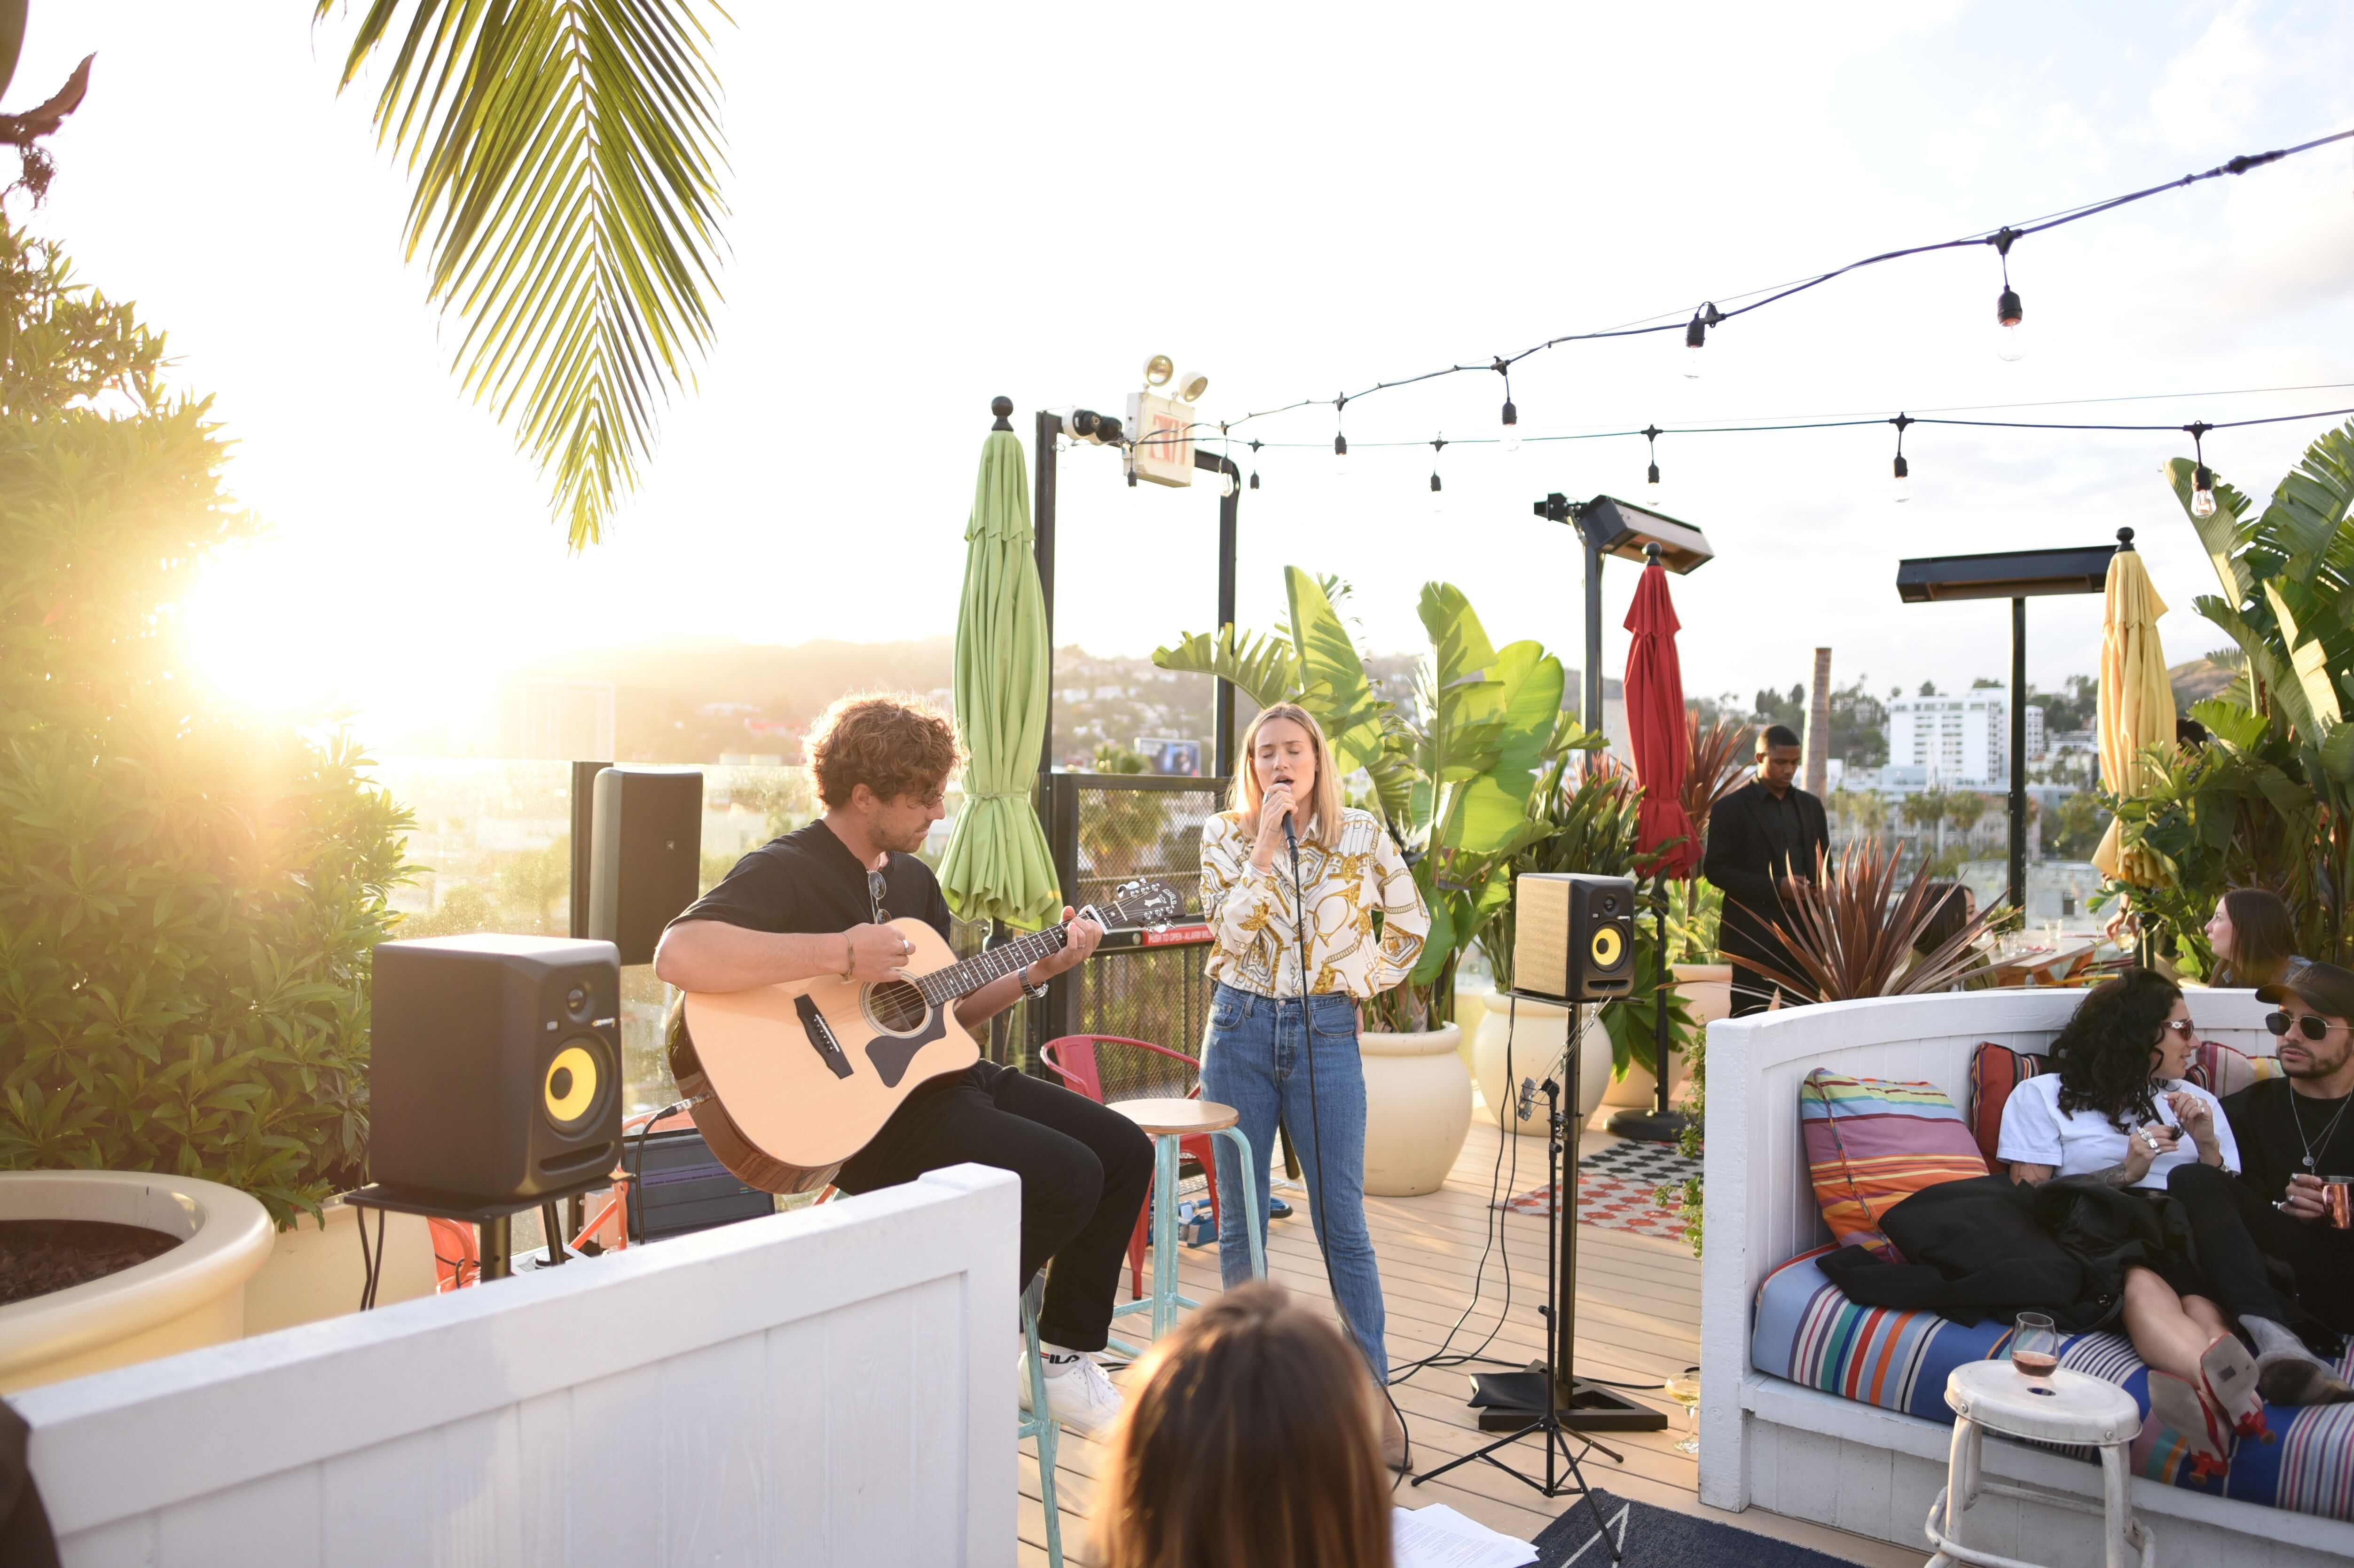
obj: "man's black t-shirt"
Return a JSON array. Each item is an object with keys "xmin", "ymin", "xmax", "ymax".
[
  {"xmin": 672, "ymin": 818, "xmax": 953, "ymax": 944},
  {"xmin": 2222, "ymin": 1077, "xmax": 2354, "ymax": 1201}
]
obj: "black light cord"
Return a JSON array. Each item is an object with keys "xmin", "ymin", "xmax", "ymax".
[{"xmin": 1208, "ymin": 126, "xmax": 2354, "ymax": 434}]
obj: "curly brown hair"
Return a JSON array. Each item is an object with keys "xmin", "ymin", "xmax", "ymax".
[{"xmin": 804, "ymin": 694, "xmax": 965, "ymax": 808}]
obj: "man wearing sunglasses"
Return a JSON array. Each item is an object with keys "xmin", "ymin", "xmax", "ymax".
[{"xmin": 2166, "ymin": 961, "xmax": 2354, "ymax": 1402}]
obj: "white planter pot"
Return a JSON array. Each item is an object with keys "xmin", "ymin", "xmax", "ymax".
[
  {"xmin": 1470, "ymin": 990, "xmax": 1613, "ymax": 1137},
  {"xmin": 1358, "ymin": 1024, "xmax": 1472, "ymax": 1197},
  {"xmin": 242, "ymin": 1197, "xmax": 439, "ymax": 1337},
  {"xmin": 1600, "ymin": 962, "xmax": 1731, "ymax": 1108},
  {"xmin": 0, "ymin": 1169, "xmax": 273, "ymax": 1393}
]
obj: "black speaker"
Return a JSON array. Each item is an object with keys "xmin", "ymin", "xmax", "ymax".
[
  {"xmin": 370, "ymin": 935, "xmax": 623, "ymax": 1203},
  {"xmin": 1512, "ymin": 872, "xmax": 1637, "ymax": 1002},
  {"xmin": 589, "ymin": 767, "xmax": 703, "ymax": 965}
]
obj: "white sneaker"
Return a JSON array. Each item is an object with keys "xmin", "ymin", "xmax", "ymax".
[{"xmin": 1018, "ymin": 1348, "xmax": 1124, "ymax": 1438}]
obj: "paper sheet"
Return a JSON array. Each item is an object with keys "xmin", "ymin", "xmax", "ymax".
[{"xmin": 1391, "ymin": 1503, "xmax": 1540, "ymax": 1568}]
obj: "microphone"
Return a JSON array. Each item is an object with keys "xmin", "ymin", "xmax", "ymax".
[
  {"xmin": 1517, "ymin": 1077, "xmax": 1537, "ymax": 1123},
  {"xmin": 1278, "ymin": 777, "xmax": 1298, "ymax": 855}
]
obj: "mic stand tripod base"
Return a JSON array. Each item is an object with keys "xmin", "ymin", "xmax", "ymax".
[{"xmin": 1472, "ymin": 1363, "xmax": 1664, "ymax": 1438}]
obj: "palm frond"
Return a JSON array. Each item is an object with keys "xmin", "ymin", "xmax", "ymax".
[{"xmin": 318, "ymin": 0, "xmax": 731, "ymax": 548}]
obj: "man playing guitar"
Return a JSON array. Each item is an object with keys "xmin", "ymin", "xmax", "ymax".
[{"xmin": 652, "ymin": 694, "xmax": 1147, "ymax": 1434}]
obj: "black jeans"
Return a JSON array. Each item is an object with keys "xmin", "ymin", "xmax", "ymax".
[
  {"xmin": 2168, "ymin": 1162, "xmax": 2354, "ymax": 1333},
  {"xmin": 833, "ymin": 1062, "xmax": 1152, "ymax": 1352}
]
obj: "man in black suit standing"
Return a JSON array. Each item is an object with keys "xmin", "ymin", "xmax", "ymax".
[{"xmin": 1703, "ymin": 725, "xmax": 1831, "ymax": 1015}]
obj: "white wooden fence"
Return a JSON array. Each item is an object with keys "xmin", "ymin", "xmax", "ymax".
[{"xmin": 21, "ymin": 1164, "xmax": 1019, "ymax": 1568}]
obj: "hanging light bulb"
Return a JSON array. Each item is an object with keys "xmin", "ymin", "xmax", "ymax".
[
  {"xmin": 1891, "ymin": 413, "xmax": 1913, "ymax": 504},
  {"xmin": 2187, "ymin": 422, "xmax": 2217, "ymax": 517},
  {"xmin": 1332, "ymin": 430, "xmax": 1349, "ymax": 479},
  {"xmin": 1248, "ymin": 439, "xmax": 1261, "ymax": 491},
  {"xmin": 1642, "ymin": 425, "xmax": 1662, "ymax": 492},
  {"xmin": 1216, "ymin": 425, "xmax": 1236, "ymax": 498},
  {"xmin": 1992, "ymin": 229, "xmax": 2025, "ymax": 362},
  {"xmin": 1683, "ymin": 303, "xmax": 1720, "ymax": 378},
  {"xmin": 1429, "ymin": 435, "xmax": 1447, "ymax": 514},
  {"xmin": 1500, "ymin": 399, "xmax": 1521, "ymax": 454},
  {"xmin": 1219, "ymin": 468, "xmax": 1236, "ymax": 499}
]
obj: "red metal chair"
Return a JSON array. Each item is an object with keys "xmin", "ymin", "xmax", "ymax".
[{"xmin": 1042, "ymin": 1035, "xmax": 1221, "ymax": 1300}]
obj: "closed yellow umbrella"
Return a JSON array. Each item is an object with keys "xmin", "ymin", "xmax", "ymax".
[{"xmin": 2091, "ymin": 535, "xmax": 2175, "ymax": 887}]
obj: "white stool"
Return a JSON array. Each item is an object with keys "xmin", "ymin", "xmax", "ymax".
[{"xmin": 1925, "ymin": 1361, "xmax": 2152, "ymax": 1568}]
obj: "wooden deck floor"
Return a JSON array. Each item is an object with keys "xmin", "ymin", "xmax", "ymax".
[{"xmin": 1017, "ymin": 1109, "xmax": 1919, "ymax": 1567}]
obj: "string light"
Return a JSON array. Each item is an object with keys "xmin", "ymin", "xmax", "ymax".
[
  {"xmin": 1332, "ymin": 395, "xmax": 1349, "ymax": 479},
  {"xmin": 1890, "ymin": 413, "xmax": 1913, "ymax": 503},
  {"xmin": 1216, "ymin": 424, "xmax": 1237, "ymax": 498},
  {"xmin": 1429, "ymin": 435, "xmax": 1447, "ymax": 514},
  {"xmin": 1641, "ymin": 424, "xmax": 1662, "ymax": 490},
  {"xmin": 2186, "ymin": 421, "xmax": 2217, "ymax": 517},
  {"xmin": 1248, "ymin": 438, "xmax": 1262, "ymax": 490},
  {"xmin": 1496, "ymin": 359, "xmax": 1521, "ymax": 454},
  {"xmin": 1992, "ymin": 228, "xmax": 2024, "ymax": 362},
  {"xmin": 1683, "ymin": 304, "xmax": 1721, "ymax": 378}
]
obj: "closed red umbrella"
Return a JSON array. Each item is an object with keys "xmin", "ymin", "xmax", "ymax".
[{"xmin": 1624, "ymin": 549, "xmax": 1698, "ymax": 879}]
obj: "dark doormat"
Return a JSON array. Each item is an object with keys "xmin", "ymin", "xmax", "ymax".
[{"xmin": 1533, "ymin": 1489, "xmax": 1872, "ymax": 1567}]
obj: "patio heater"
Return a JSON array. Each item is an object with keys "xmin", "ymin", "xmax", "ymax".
[
  {"xmin": 1536, "ymin": 495, "xmax": 1715, "ymax": 1145},
  {"xmin": 1894, "ymin": 539, "xmax": 2116, "ymax": 918}
]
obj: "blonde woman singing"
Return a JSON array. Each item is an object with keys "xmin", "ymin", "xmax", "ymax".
[{"xmin": 1200, "ymin": 703, "xmax": 1428, "ymax": 1462}]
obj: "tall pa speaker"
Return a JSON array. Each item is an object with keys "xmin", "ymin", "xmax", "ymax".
[
  {"xmin": 589, "ymin": 766, "xmax": 703, "ymax": 966},
  {"xmin": 370, "ymin": 934, "xmax": 623, "ymax": 1203},
  {"xmin": 1511, "ymin": 872, "xmax": 1637, "ymax": 1003}
]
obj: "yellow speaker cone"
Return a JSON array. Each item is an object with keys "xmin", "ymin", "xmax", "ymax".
[
  {"xmin": 1590, "ymin": 925, "xmax": 1624, "ymax": 970},
  {"xmin": 544, "ymin": 1043, "xmax": 600, "ymax": 1126}
]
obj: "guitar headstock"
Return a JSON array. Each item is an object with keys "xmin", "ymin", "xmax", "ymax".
[{"xmin": 1092, "ymin": 879, "xmax": 1185, "ymax": 933}]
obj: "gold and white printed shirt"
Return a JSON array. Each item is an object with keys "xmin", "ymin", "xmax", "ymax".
[{"xmin": 1201, "ymin": 807, "xmax": 1430, "ymax": 999}]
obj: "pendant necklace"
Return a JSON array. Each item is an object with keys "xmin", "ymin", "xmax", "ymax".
[{"xmin": 2291, "ymin": 1090, "xmax": 2354, "ymax": 1171}]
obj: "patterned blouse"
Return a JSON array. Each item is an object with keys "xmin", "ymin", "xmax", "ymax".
[{"xmin": 1201, "ymin": 807, "xmax": 1430, "ymax": 999}]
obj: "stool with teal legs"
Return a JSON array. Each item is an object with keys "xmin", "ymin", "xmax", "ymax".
[
  {"xmin": 1107, "ymin": 1098, "xmax": 1266, "ymax": 1356},
  {"xmin": 1017, "ymin": 1271, "xmax": 1063, "ymax": 1568}
]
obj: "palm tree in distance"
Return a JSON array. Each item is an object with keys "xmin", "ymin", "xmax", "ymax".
[{"xmin": 314, "ymin": 1, "xmax": 732, "ymax": 550}]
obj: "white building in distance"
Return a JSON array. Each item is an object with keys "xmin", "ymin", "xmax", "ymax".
[{"xmin": 1885, "ymin": 692, "xmax": 2044, "ymax": 788}]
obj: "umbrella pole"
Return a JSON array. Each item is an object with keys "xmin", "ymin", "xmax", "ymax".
[{"xmin": 1606, "ymin": 871, "xmax": 1688, "ymax": 1145}]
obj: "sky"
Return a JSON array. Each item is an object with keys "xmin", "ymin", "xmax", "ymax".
[{"xmin": 19, "ymin": 2, "xmax": 2354, "ymax": 744}]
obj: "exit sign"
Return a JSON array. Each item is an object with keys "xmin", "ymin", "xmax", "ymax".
[{"xmin": 1125, "ymin": 392, "xmax": 1195, "ymax": 487}]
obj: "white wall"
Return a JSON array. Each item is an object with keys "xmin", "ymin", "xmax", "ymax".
[{"xmin": 21, "ymin": 1165, "xmax": 1019, "ymax": 1568}]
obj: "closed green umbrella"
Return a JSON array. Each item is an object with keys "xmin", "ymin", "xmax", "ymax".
[{"xmin": 938, "ymin": 405, "xmax": 1062, "ymax": 929}]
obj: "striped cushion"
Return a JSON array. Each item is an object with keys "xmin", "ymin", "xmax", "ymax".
[
  {"xmin": 1755, "ymin": 1247, "xmax": 2354, "ymax": 1521},
  {"xmin": 1799, "ymin": 1069, "xmax": 1989, "ymax": 1256},
  {"xmin": 2187, "ymin": 1038, "xmax": 2289, "ymax": 1097},
  {"xmin": 1967, "ymin": 1042, "xmax": 2048, "ymax": 1168}
]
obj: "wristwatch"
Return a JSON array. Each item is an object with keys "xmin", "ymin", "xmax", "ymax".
[{"xmin": 1018, "ymin": 964, "xmax": 1051, "ymax": 1002}]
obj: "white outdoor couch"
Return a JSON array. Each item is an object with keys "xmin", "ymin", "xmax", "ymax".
[
  {"xmin": 20, "ymin": 1164, "xmax": 1019, "ymax": 1568},
  {"xmin": 1697, "ymin": 987, "xmax": 2354, "ymax": 1568}
]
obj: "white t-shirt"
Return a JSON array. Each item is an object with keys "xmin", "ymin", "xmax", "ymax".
[{"xmin": 1995, "ymin": 1074, "xmax": 2240, "ymax": 1189}]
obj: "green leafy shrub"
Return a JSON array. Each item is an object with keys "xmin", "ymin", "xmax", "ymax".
[{"xmin": 0, "ymin": 217, "xmax": 411, "ymax": 1223}]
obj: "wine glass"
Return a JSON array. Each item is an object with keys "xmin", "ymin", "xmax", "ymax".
[
  {"xmin": 2010, "ymin": 1311, "xmax": 2060, "ymax": 1385},
  {"xmin": 1667, "ymin": 1370, "xmax": 1701, "ymax": 1455}
]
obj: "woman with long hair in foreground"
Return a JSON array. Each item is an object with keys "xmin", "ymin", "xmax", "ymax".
[{"xmin": 1094, "ymin": 1282, "xmax": 1392, "ymax": 1568}]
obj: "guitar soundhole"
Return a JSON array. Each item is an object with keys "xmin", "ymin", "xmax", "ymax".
[{"xmin": 868, "ymin": 980, "xmax": 929, "ymax": 1034}]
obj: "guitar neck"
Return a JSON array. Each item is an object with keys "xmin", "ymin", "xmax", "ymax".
[{"xmin": 914, "ymin": 922, "xmax": 1074, "ymax": 1007}]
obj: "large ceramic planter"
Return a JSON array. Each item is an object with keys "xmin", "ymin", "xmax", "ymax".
[
  {"xmin": 1359, "ymin": 1025, "xmax": 1472, "ymax": 1196},
  {"xmin": 1470, "ymin": 989, "xmax": 1613, "ymax": 1138},
  {"xmin": 1600, "ymin": 962, "xmax": 1732, "ymax": 1108},
  {"xmin": 0, "ymin": 1169, "xmax": 273, "ymax": 1394},
  {"xmin": 242, "ymin": 1197, "xmax": 438, "ymax": 1337}
]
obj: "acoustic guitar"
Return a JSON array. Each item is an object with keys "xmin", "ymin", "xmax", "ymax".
[{"xmin": 668, "ymin": 879, "xmax": 1185, "ymax": 1194}]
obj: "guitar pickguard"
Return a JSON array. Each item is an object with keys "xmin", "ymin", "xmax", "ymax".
[{"xmin": 865, "ymin": 1004, "xmax": 947, "ymax": 1089}]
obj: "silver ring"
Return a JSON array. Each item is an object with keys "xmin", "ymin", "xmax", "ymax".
[{"xmin": 902, "ymin": 939, "xmax": 914, "ymax": 956}]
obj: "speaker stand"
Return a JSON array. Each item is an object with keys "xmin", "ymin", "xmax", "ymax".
[{"xmin": 347, "ymin": 1176, "xmax": 610, "ymax": 1297}]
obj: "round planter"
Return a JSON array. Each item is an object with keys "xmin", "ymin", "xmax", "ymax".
[
  {"xmin": 1470, "ymin": 990, "xmax": 1613, "ymax": 1137},
  {"xmin": 241, "ymin": 1198, "xmax": 438, "ymax": 1337},
  {"xmin": 1359, "ymin": 1024, "xmax": 1472, "ymax": 1196},
  {"xmin": 0, "ymin": 1170, "xmax": 273, "ymax": 1394},
  {"xmin": 1599, "ymin": 962, "xmax": 1731, "ymax": 1108}
]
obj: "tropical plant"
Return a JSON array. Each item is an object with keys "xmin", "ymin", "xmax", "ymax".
[
  {"xmin": 0, "ymin": 217, "xmax": 413, "ymax": 1223},
  {"xmin": 1734, "ymin": 839, "xmax": 2002, "ymax": 1003},
  {"xmin": 1945, "ymin": 791, "xmax": 1990, "ymax": 843},
  {"xmin": 315, "ymin": 1, "xmax": 732, "ymax": 548},
  {"xmin": 1156, "ymin": 569, "xmax": 1582, "ymax": 1032},
  {"xmin": 2101, "ymin": 421, "xmax": 2354, "ymax": 965},
  {"xmin": 1682, "ymin": 712, "xmax": 1753, "ymax": 837}
]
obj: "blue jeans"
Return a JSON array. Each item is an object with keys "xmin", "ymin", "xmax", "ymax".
[{"xmin": 1199, "ymin": 981, "xmax": 1389, "ymax": 1383}]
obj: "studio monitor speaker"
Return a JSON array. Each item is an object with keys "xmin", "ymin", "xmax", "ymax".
[
  {"xmin": 1511, "ymin": 872, "xmax": 1637, "ymax": 1003},
  {"xmin": 370, "ymin": 934, "xmax": 622, "ymax": 1204},
  {"xmin": 590, "ymin": 766, "xmax": 703, "ymax": 966}
]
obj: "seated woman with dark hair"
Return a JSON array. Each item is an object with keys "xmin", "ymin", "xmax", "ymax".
[
  {"xmin": 1904, "ymin": 881, "xmax": 1994, "ymax": 990},
  {"xmin": 2205, "ymin": 886, "xmax": 2308, "ymax": 990},
  {"xmin": 1997, "ymin": 968, "xmax": 2262, "ymax": 1458}
]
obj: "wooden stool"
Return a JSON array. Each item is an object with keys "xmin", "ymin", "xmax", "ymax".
[
  {"xmin": 1926, "ymin": 1361, "xmax": 2152, "ymax": 1568},
  {"xmin": 1109, "ymin": 1098, "xmax": 1266, "ymax": 1350}
]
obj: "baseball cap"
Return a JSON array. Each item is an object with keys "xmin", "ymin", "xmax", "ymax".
[{"xmin": 2255, "ymin": 958, "xmax": 2354, "ymax": 1022}]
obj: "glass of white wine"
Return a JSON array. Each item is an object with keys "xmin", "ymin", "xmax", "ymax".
[{"xmin": 1667, "ymin": 1370, "xmax": 1701, "ymax": 1455}]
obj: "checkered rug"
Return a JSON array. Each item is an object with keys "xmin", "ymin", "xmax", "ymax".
[{"xmin": 1492, "ymin": 1137, "xmax": 1701, "ymax": 1242}]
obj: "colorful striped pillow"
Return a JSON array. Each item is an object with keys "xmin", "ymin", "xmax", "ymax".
[
  {"xmin": 1801, "ymin": 1068, "xmax": 1992, "ymax": 1257},
  {"xmin": 1969, "ymin": 1042, "xmax": 2048, "ymax": 1168},
  {"xmin": 2185, "ymin": 1038, "xmax": 2287, "ymax": 1097}
]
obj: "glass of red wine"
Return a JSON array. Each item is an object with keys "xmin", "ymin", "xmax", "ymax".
[{"xmin": 2010, "ymin": 1311, "xmax": 2060, "ymax": 1383}]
